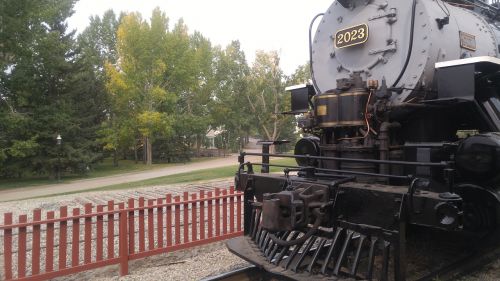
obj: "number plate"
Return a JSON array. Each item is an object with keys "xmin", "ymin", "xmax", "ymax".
[{"xmin": 334, "ymin": 23, "xmax": 369, "ymax": 49}]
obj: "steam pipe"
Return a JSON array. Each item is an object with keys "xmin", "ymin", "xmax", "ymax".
[{"xmin": 309, "ymin": 13, "xmax": 325, "ymax": 93}]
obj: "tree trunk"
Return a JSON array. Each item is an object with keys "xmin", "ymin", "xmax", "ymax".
[
  {"xmin": 113, "ymin": 149, "xmax": 118, "ymax": 167},
  {"xmin": 196, "ymin": 135, "xmax": 201, "ymax": 157},
  {"xmin": 269, "ymin": 145, "xmax": 276, "ymax": 154},
  {"xmin": 143, "ymin": 137, "xmax": 147, "ymax": 164},
  {"xmin": 146, "ymin": 137, "xmax": 153, "ymax": 165},
  {"xmin": 134, "ymin": 141, "xmax": 138, "ymax": 164}
]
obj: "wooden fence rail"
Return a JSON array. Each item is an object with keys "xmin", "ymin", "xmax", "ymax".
[{"xmin": 1, "ymin": 187, "xmax": 243, "ymax": 281}]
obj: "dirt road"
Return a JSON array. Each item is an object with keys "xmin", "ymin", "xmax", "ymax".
[{"xmin": 0, "ymin": 153, "xmax": 261, "ymax": 202}]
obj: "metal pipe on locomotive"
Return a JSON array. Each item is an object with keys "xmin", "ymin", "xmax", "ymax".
[{"xmin": 227, "ymin": 0, "xmax": 500, "ymax": 280}]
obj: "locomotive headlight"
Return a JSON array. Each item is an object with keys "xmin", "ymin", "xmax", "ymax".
[
  {"xmin": 294, "ymin": 137, "xmax": 320, "ymax": 167},
  {"xmin": 455, "ymin": 133, "xmax": 500, "ymax": 183}
]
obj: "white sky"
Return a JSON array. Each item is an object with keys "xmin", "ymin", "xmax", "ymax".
[{"xmin": 67, "ymin": 0, "xmax": 333, "ymax": 75}]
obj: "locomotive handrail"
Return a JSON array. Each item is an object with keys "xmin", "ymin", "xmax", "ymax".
[
  {"xmin": 248, "ymin": 162, "xmax": 412, "ymax": 180},
  {"xmin": 241, "ymin": 152, "xmax": 450, "ymax": 167}
]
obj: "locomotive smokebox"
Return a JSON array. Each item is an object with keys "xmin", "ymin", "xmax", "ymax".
[{"xmin": 312, "ymin": 0, "xmax": 500, "ymax": 103}]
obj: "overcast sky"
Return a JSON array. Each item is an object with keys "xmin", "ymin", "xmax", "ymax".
[{"xmin": 67, "ymin": 0, "xmax": 333, "ymax": 75}]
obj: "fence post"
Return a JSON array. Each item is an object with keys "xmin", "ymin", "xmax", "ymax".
[
  {"xmin": 128, "ymin": 199, "xmax": 135, "ymax": 254},
  {"xmin": 215, "ymin": 188, "xmax": 220, "ymax": 237},
  {"xmin": 191, "ymin": 193, "xmax": 198, "ymax": 242},
  {"xmin": 138, "ymin": 197, "xmax": 145, "ymax": 252},
  {"xmin": 32, "ymin": 209, "xmax": 42, "ymax": 276},
  {"xmin": 96, "ymin": 205, "xmax": 104, "ymax": 261},
  {"xmin": 4, "ymin": 213, "xmax": 13, "ymax": 280},
  {"xmin": 46, "ymin": 211, "xmax": 55, "ymax": 273},
  {"xmin": 84, "ymin": 203, "xmax": 92, "ymax": 264},
  {"xmin": 229, "ymin": 187, "xmax": 235, "ymax": 234},
  {"xmin": 119, "ymin": 203, "xmax": 129, "ymax": 276},
  {"xmin": 174, "ymin": 196, "xmax": 181, "ymax": 244},
  {"xmin": 166, "ymin": 194, "xmax": 172, "ymax": 247},
  {"xmin": 237, "ymin": 191, "xmax": 242, "ymax": 232},
  {"xmin": 183, "ymin": 192, "xmax": 189, "ymax": 244},
  {"xmin": 199, "ymin": 191, "xmax": 205, "ymax": 240},
  {"xmin": 147, "ymin": 199, "xmax": 155, "ymax": 250},
  {"xmin": 107, "ymin": 201, "xmax": 115, "ymax": 259},
  {"xmin": 72, "ymin": 208, "xmax": 80, "ymax": 267},
  {"xmin": 18, "ymin": 215, "xmax": 27, "ymax": 278},
  {"xmin": 59, "ymin": 206, "xmax": 68, "ymax": 270},
  {"xmin": 222, "ymin": 189, "xmax": 228, "ymax": 235},
  {"xmin": 207, "ymin": 191, "xmax": 213, "ymax": 238},
  {"xmin": 157, "ymin": 198, "xmax": 164, "ymax": 248}
]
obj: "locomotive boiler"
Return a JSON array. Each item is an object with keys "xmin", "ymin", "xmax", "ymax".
[{"xmin": 227, "ymin": 0, "xmax": 500, "ymax": 280}]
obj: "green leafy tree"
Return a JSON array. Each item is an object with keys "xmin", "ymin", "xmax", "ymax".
[
  {"xmin": 288, "ymin": 62, "xmax": 311, "ymax": 85},
  {"xmin": 0, "ymin": 0, "xmax": 109, "ymax": 178},
  {"xmin": 77, "ymin": 10, "xmax": 127, "ymax": 165},
  {"xmin": 246, "ymin": 51, "xmax": 295, "ymax": 152},
  {"xmin": 212, "ymin": 41, "xmax": 252, "ymax": 152},
  {"xmin": 105, "ymin": 9, "xmax": 175, "ymax": 165}
]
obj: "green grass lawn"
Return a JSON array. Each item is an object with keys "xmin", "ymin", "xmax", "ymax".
[
  {"xmin": 0, "ymin": 157, "xmax": 212, "ymax": 190},
  {"xmin": 36, "ymin": 158, "xmax": 298, "ymax": 198}
]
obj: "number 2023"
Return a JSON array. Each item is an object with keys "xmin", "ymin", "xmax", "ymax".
[{"xmin": 336, "ymin": 27, "xmax": 366, "ymax": 46}]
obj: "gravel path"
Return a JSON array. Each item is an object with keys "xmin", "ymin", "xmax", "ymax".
[{"xmin": 0, "ymin": 154, "xmax": 263, "ymax": 202}]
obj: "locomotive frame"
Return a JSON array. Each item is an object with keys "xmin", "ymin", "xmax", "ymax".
[
  {"xmin": 228, "ymin": 56, "xmax": 500, "ymax": 281},
  {"xmin": 227, "ymin": 1, "xmax": 500, "ymax": 280}
]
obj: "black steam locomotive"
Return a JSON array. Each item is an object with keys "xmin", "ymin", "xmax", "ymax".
[{"xmin": 227, "ymin": 0, "xmax": 500, "ymax": 280}]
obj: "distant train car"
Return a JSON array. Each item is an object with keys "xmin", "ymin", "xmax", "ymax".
[{"xmin": 228, "ymin": 0, "xmax": 500, "ymax": 280}]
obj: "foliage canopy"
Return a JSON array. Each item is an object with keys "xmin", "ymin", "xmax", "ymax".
[{"xmin": 0, "ymin": 1, "xmax": 309, "ymax": 178}]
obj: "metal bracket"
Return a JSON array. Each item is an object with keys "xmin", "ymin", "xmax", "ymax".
[
  {"xmin": 369, "ymin": 42, "xmax": 397, "ymax": 55},
  {"xmin": 369, "ymin": 8, "xmax": 397, "ymax": 21}
]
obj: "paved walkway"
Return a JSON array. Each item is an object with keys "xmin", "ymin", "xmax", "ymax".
[{"xmin": 0, "ymin": 150, "xmax": 262, "ymax": 202}]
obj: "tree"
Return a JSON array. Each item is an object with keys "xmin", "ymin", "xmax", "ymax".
[
  {"xmin": 105, "ymin": 9, "xmax": 175, "ymax": 165},
  {"xmin": 164, "ymin": 23, "xmax": 215, "ymax": 156},
  {"xmin": 77, "ymin": 10, "xmax": 120, "ymax": 71},
  {"xmin": 211, "ymin": 41, "xmax": 252, "ymax": 152},
  {"xmin": 0, "ymin": 0, "xmax": 112, "ymax": 178},
  {"xmin": 77, "ymin": 10, "xmax": 125, "ymax": 165},
  {"xmin": 288, "ymin": 62, "xmax": 311, "ymax": 85},
  {"xmin": 246, "ymin": 51, "xmax": 295, "ymax": 152}
]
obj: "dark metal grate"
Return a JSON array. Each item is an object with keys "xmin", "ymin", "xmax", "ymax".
[{"xmin": 247, "ymin": 204, "xmax": 403, "ymax": 281}]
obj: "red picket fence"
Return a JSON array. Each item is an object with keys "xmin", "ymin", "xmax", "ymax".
[{"xmin": 0, "ymin": 187, "xmax": 243, "ymax": 281}]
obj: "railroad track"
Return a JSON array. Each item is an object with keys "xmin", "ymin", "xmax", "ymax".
[
  {"xmin": 415, "ymin": 231, "xmax": 500, "ymax": 281},
  {"xmin": 200, "ymin": 265, "xmax": 294, "ymax": 281}
]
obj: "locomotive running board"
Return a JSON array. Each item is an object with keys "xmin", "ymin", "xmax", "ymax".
[{"xmin": 227, "ymin": 215, "xmax": 406, "ymax": 281}]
